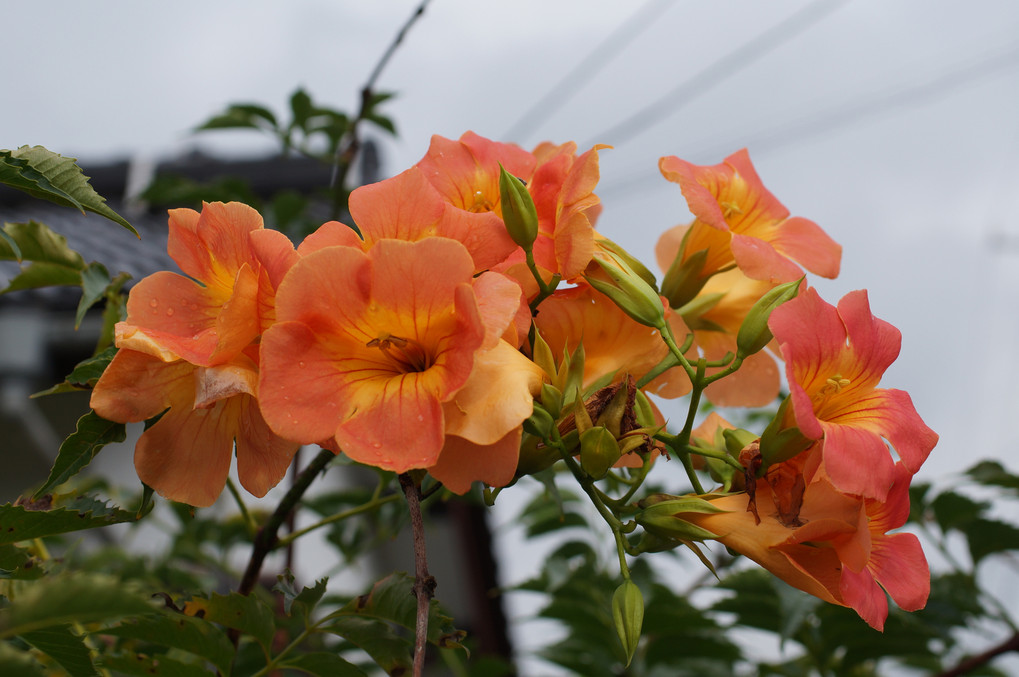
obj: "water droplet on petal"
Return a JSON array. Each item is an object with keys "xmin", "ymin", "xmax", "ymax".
[
  {"xmin": 372, "ymin": 442, "xmax": 383, "ymax": 449},
  {"xmin": 417, "ymin": 415, "xmax": 424, "ymax": 422},
  {"xmin": 298, "ymin": 361, "xmax": 306, "ymax": 368},
  {"xmin": 149, "ymin": 299, "xmax": 158, "ymax": 308},
  {"xmin": 165, "ymin": 308, "xmax": 174, "ymax": 317}
]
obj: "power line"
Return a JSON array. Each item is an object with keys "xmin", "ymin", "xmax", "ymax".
[
  {"xmin": 502, "ymin": 0, "xmax": 677, "ymax": 144},
  {"xmin": 597, "ymin": 42, "xmax": 1019, "ymax": 199},
  {"xmin": 585, "ymin": 0, "xmax": 850, "ymax": 148}
]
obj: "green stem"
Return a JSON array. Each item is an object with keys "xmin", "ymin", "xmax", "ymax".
[
  {"xmin": 525, "ymin": 249, "xmax": 561, "ymax": 311},
  {"xmin": 225, "ymin": 478, "xmax": 257, "ymax": 536},
  {"xmin": 686, "ymin": 444, "xmax": 745, "ymax": 472},
  {"xmin": 276, "ymin": 493, "xmax": 402, "ymax": 548},
  {"xmin": 659, "ymin": 324, "xmax": 696, "ymax": 380}
]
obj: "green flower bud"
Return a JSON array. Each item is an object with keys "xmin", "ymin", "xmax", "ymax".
[
  {"xmin": 498, "ymin": 164, "xmax": 538, "ymax": 250},
  {"xmin": 722, "ymin": 428, "xmax": 759, "ymax": 457},
  {"xmin": 660, "ymin": 246, "xmax": 709, "ymax": 309},
  {"xmin": 579, "ymin": 426, "xmax": 621, "ymax": 480},
  {"xmin": 540, "ymin": 383, "xmax": 563, "ymax": 419},
  {"xmin": 612, "ymin": 579, "xmax": 644, "ymax": 667},
  {"xmin": 735, "ymin": 277, "xmax": 802, "ymax": 358},
  {"xmin": 585, "ymin": 256, "xmax": 666, "ymax": 329},
  {"xmin": 522, "ymin": 402, "xmax": 556, "ymax": 441},
  {"xmin": 595, "ymin": 236, "xmax": 659, "ymax": 289},
  {"xmin": 758, "ymin": 397, "xmax": 813, "ymax": 469}
]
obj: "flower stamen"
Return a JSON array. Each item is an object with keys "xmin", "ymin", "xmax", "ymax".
[{"xmin": 366, "ymin": 333, "xmax": 433, "ymax": 372}]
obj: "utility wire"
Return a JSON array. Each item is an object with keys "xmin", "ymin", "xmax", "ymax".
[
  {"xmin": 598, "ymin": 42, "xmax": 1019, "ymax": 199},
  {"xmin": 502, "ymin": 0, "xmax": 677, "ymax": 144},
  {"xmin": 585, "ymin": 0, "xmax": 850, "ymax": 148}
]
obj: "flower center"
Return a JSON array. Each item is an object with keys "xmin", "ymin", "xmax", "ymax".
[
  {"xmin": 366, "ymin": 333, "xmax": 433, "ymax": 373},
  {"xmin": 468, "ymin": 190, "xmax": 495, "ymax": 213},
  {"xmin": 720, "ymin": 200, "xmax": 744, "ymax": 218},
  {"xmin": 813, "ymin": 374, "xmax": 851, "ymax": 403}
]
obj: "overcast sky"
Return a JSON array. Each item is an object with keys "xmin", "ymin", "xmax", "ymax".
[{"xmin": 6, "ymin": 1, "xmax": 1019, "ymax": 665}]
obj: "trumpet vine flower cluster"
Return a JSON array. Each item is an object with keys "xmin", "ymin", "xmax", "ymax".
[{"xmin": 90, "ymin": 133, "xmax": 937, "ymax": 634}]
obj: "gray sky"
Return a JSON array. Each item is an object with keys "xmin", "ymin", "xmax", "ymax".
[{"xmin": 6, "ymin": 1, "xmax": 1019, "ymax": 666}]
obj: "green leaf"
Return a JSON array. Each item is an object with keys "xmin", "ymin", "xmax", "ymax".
[
  {"xmin": 965, "ymin": 518, "xmax": 1019, "ymax": 564},
  {"xmin": 0, "ymin": 221, "xmax": 87, "ymax": 293},
  {"xmin": 34, "ymin": 411, "xmax": 126, "ymax": 497},
  {"xmin": 19, "ymin": 625, "xmax": 98, "ymax": 677},
  {"xmin": 321, "ymin": 617, "xmax": 410, "ymax": 674},
  {"xmin": 196, "ymin": 104, "xmax": 278, "ymax": 132},
  {"xmin": 273, "ymin": 570, "xmax": 328, "ymax": 618},
  {"xmin": 931, "ymin": 491, "xmax": 987, "ymax": 532},
  {"xmin": 186, "ymin": 592, "xmax": 275, "ymax": 650},
  {"xmin": 280, "ymin": 652, "xmax": 368, "ymax": 676},
  {"xmin": 0, "ymin": 147, "xmax": 136, "ymax": 235},
  {"xmin": 99, "ymin": 653, "xmax": 213, "ymax": 677},
  {"xmin": 0, "ymin": 574, "xmax": 154, "ymax": 638},
  {"xmin": 33, "ymin": 346, "xmax": 118, "ymax": 397},
  {"xmin": 966, "ymin": 460, "xmax": 1019, "ymax": 493},
  {"xmin": 0, "ymin": 496, "xmax": 141, "ymax": 545},
  {"xmin": 102, "ymin": 611, "xmax": 234, "ymax": 675},
  {"xmin": 74, "ymin": 262, "xmax": 111, "ymax": 328},
  {"xmin": 289, "ymin": 89, "xmax": 314, "ymax": 129},
  {"xmin": 0, "ymin": 544, "xmax": 44, "ymax": 580},
  {"xmin": 0, "ymin": 641, "xmax": 47, "ymax": 676}
]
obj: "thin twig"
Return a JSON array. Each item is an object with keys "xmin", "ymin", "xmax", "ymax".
[
  {"xmin": 237, "ymin": 447, "xmax": 335, "ymax": 597},
  {"xmin": 935, "ymin": 631, "xmax": 1019, "ymax": 677},
  {"xmin": 329, "ymin": 0, "xmax": 433, "ymax": 218},
  {"xmin": 400, "ymin": 473, "xmax": 435, "ymax": 677}
]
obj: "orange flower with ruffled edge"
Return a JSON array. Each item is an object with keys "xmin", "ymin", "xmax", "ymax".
[
  {"xmin": 533, "ymin": 283, "xmax": 691, "ymax": 399},
  {"xmin": 496, "ymin": 140, "xmax": 607, "ymax": 290},
  {"xmin": 768, "ymin": 287, "xmax": 938, "ymax": 500},
  {"xmin": 655, "ymin": 227, "xmax": 781, "ymax": 407},
  {"xmin": 91, "ymin": 348, "xmax": 297, "ymax": 507},
  {"xmin": 659, "ymin": 149, "xmax": 841, "ymax": 285},
  {"xmin": 90, "ymin": 201, "xmax": 301, "ymax": 506},
  {"xmin": 119, "ymin": 201, "xmax": 298, "ymax": 365},
  {"xmin": 258, "ymin": 237, "xmax": 543, "ymax": 492},
  {"xmin": 672, "ymin": 436, "xmax": 928, "ymax": 630}
]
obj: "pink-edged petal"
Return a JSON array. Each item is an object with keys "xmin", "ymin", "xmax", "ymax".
[
  {"xmin": 259, "ymin": 320, "xmax": 352, "ymax": 444},
  {"xmin": 349, "ymin": 167, "xmax": 445, "ymax": 243},
  {"xmin": 335, "ymin": 374, "xmax": 446, "ymax": 472},
  {"xmin": 90, "ymin": 350, "xmax": 194, "ymax": 423},
  {"xmin": 659, "ymin": 156, "xmax": 730, "ymax": 231},
  {"xmin": 837, "ymin": 290, "xmax": 901, "ymax": 378},
  {"xmin": 297, "ymin": 221, "xmax": 364, "ymax": 256},
  {"xmin": 821, "ymin": 422, "xmax": 897, "ymax": 500},
  {"xmin": 135, "ymin": 396, "xmax": 237, "ymax": 507},
  {"xmin": 442, "ymin": 341, "xmax": 543, "ymax": 445},
  {"xmin": 870, "ymin": 532, "xmax": 930, "ymax": 612},
  {"xmin": 839, "ymin": 566, "xmax": 890, "ymax": 631},
  {"xmin": 828, "ymin": 388, "xmax": 936, "ymax": 476},
  {"xmin": 249, "ymin": 228, "xmax": 299, "ymax": 290},
  {"xmin": 430, "ymin": 429, "xmax": 523, "ymax": 494},
  {"xmin": 772, "ymin": 216, "xmax": 841, "ymax": 278},
  {"xmin": 235, "ymin": 398, "xmax": 300, "ymax": 498},
  {"xmin": 730, "ymin": 234, "xmax": 806, "ymax": 283}
]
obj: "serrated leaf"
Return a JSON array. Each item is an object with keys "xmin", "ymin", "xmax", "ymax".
[
  {"xmin": 102, "ymin": 611, "xmax": 234, "ymax": 675},
  {"xmin": 19, "ymin": 625, "xmax": 98, "ymax": 677},
  {"xmin": 3, "ymin": 261, "xmax": 82, "ymax": 293},
  {"xmin": 0, "ymin": 147, "xmax": 136, "ymax": 235},
  {"xmin": 0, "ymin": 574, "xmax": 154, "ymax": 638},
  {"xmin": 0, "ymin": 496, "xmax": 141, "ymax": 545},
  {"xmin": 274, "ymin": 571, "xmax": 328, "ymax": 617},
  {"xmin": 281, "ymin": 651, "xmax": 368, "ymax": 676},
  {"xmin": 0, "ymin": 543, "xmax": 45, "ymax": 580},
  {"xmin": 0, "ymin": 221, "xmax": 84, "ymax": 268},
  {"xmin": 320, "ymin": 617, "xmax": 410, "ymax": 674},
  {"xmin": 33, "ymin": 347, "xmax": 118, "ymax": 398},
  {"xmin": 34, "ymin": 412, "xmax": 125, "ymax": 497},
  {"xmin": 185, "ymin": 592, "xmax": 275, "ymax": 650},
  {"xmin": 75, "ymin": 262, "xmax": 111, "ymax": 328}
]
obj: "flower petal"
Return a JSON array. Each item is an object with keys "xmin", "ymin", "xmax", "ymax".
[
  {"xmin": 430, "ymin": 429, "xmax": 523, "ymax": 494},
  {"xmin": 235, "ymin": 399, "xmax": 300, "ymax": 498}
]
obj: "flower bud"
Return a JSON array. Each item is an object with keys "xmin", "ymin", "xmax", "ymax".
[
  {"xmin": 636, "ymin": 496, "xmax": 726, "ymax": 541},
  {"xmin": 736, "ymin": 277, "xmax": 802, "ymax": 358},
  {"xmin": 580, "ymin": 426, "xmax": 621, "ymax": 479},
  {"xmin": 585, "ymin": 256, "xmax": 666, "ymax": 329},
  {"xmin": 758, "ymin": 397, "xmax": 813, "ymax": 469},
  {"xmin": 594, "ymin": 235, "xmax": 659, "ymax": 289},
  {"xmin": 522, "ymin": 402, "xmax": 556, "ymax": 441},
  {"xmin": 612, "ymin": 579, "xmax": 644, "ymax": 667},
  {"xmin": 498, "ymin": 164, "xmax": 538, "ymax": 250},
  {"xmin": 660, "ymin": 246, "xmax": 710, "ymax": 309}
]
